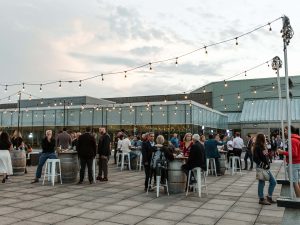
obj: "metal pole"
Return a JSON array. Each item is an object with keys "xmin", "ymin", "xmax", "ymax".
[
  {"xmin": 17, "ymin": 91, "xmax": 21, "ymax": 134},
  {"xmin": 63, "ymin": 100, "xmax": 66, "ymax": 127},
  {"xmin": 281, "ymin": 15, "xmax": 294, "ymax": 199}
]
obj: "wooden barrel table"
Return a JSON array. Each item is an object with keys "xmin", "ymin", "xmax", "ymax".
[
  {"xmin": 58, "ymin": 151, "xmax": 79, "ymax": 183},
  {"xmin": 219, "ymin": 151, "xmax": 227, "ymax": 175},
  {"xmin": 10, "ymin": 149, "xmax": 26, "ymax": 175},
  {"xmin": 168, "ymin": 158, "xmax": 187, "ymax": 194}
]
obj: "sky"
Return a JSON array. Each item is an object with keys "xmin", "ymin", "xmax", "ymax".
[{"xmin": 1, "ymin": 0, "xmax": 300, "ymax": 103}]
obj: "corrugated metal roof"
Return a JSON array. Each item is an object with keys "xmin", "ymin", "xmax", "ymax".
[
  {"xmin": 226, "ymin": 113, "xmax": 241, "ymax": 124},
  {"xmin": 240, "ymin": 98, "xmax": 300, "ymax": 122}
]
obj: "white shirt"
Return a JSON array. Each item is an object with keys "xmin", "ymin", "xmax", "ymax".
[
  {"xmin": 227, "ymin": 140, "xmax": 233, "ymax": 151},
  {"xmin": 117, "ymin": 139, "xmax": 122, "ymax": 150},
  {"xmin": 121, "ymin": 138, "xmax": 131, "ymax": 153},
  {"xmin": 233, "ymin": 137, "xmax": 244, "ymax": 149}
]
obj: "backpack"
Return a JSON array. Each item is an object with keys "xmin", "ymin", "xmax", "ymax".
[{"xmin": 150, "ymin": 147, "xmax": 167, "ymax": 169}]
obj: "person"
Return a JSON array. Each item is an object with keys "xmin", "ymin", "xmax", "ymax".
[
  {"xmin": 56, "ymin": 127, "xmax": 71, "ymax": 149},
  {"xmin": 232, "ymin": 132, "xmax": 244, "ymax": 168},
  {"xmin": 97, "ymin": 127, "xmax": 111, "ymax": 182},
  {"xmin": 72, "ymin": 132, "xmax": 81, "ymax": 150},
  {"xmin": 77, "ymin": 127, "xmax": 96, "ymax": 184},
  {"xmin": 199, "ymin": 135, "xmax": 206, "ymax": 146},
  {"xmin": 243, "ymin": 134, "xmax": 253, "ymax": 170},
  {"xmin": 226, "ymin": 136, "xmax": 234, "ymax": 163},
  {"xmin": 182, "ymin": 134, "xmax": 207, "ymax": 181},
  {"xmin": 276, "ymin": 134, "xmax": 283, "ymax": 160},
  {"xmin": 266, "ymin": 136, "xmax": 272, "ymax": 163},
  {"xmin": 170, "ymin": 133, "xmax": 179, "ymax": 148},
  {"xmin": 270, "ymin": 136, "xmax": 277, "ymax": 160},
  {"xmin": 150, "ymin": 135, "xmax": 174, "ymax": 182},
  {"xmin": 277, "ymin": 126, "xmax": 300, "ymax": 197},
  {"xmin": 142, "ymin": 132, "xmax": 155, "ymax": 191},
  {"xmin": 0, "ymin": 132, "xmax": 13, "ymax": 183},
  {"xmin": 115, "ymin": 134, "xmax": 124, "ymax": 164},
  {"xmin": 31, "ymin": 130, "xmax": 57, "ymax": 183},
  {"xmin": 253, "ymin": 133, "xmax": 276, "ymax": 205},
  {"xmin": 180, "ymin": 133, "xmax": 193, "ymax": 157},
  {"xmin": 11, "ymin": 130, "xmax": 23, "ymax": 149},
  {"xmin": 121, "ymin": 133, "xmax": 137, "ymax": 160},
  {"xmin": 204, "ymin": 134, "xmax": 223, "ymax": 176}
]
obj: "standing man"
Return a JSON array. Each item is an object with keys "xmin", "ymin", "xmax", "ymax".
[
  {"xmin": 56, "ymin": 128, "xmax": 71, "ymax": 149},
  {"xmin": 97, "ymin": 127, "xmax": 111, "ymax": 182},
  {"xmin": 243, "ymin": 134, "xmax": 253, "ymax": 170},
  {"xmin": 31, "ymin": 130, "xmax": 57, "ymax": 183},
  {"xmin": 232, "ymin": 132, "xmax": 244, "ymax": 169},
  {"xmin": 77, "ymin": 127, "xmax": 96, "ymax": 184},
  {"xmin": 142, "ymin": 132, "xmax": 155, "ymax": 191}
]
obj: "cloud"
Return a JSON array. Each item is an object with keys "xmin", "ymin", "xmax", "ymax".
[{"xmin": 129, "ymin": 46, "xmax": 162, "ymax": 56}]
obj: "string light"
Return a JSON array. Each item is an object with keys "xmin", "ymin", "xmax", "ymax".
[
  {"xmin": 29, "ymin": 94, "xmax": 32, "ymax": 100},
  {"xmin": 204, "ymin": 46, "xmax": 208, "ymax": 54},
  {"xmin": 235, "ymin": 37, "xmax": 238, "ymax": 45},
  {"xmin": 237, "ymin": 93, "xmax": 241, "ymax": 99},
  {"xmin": 203, "ymin": 87, "xmax": 206, "ymax": 93},
  {"xmin": 39, "ymin": 84, "xmax": 42, "ymax": 92},
  {"xmin": 147, "ymin": 102, "xmax": 150, "ymax": 108},
  {"xmin": 4, "ymin": 85, "xmax": 7, "ymax": 92},
  {"xmin": 22, "ymin": 83, "xmax": 25, "ymax": 91},
  {"xmin": 224, "ymin": 105, "xmax": 227, "ymax": 110},
  {"xmin": 149, "ymin": 63, "xmax": 152, "ymax": 70},
  {"xmin": 79, "ymin": 80, "xmax": 82, "ymax": 88},
  {"xmin": 175, "ymin": 57, "xmax": 178, "ymax": 67},
  {"xmin": 220, "ymin": 95, "xmax": 224, "ymax": 101},
  {"xmin": 244, "ymin": 71, "xmax": 247, "ymax": 77},
  {"xmin": 59, "ymin": 81, "xmax": 62, "ymax": 88},
  {"xmin": 224, "ymin": 81, "xmax": 228, "ymax": 87},
  {"xmin": 164, "ymin": 96, "xmax": 167, "ymax": 102},
  {"xmin": 253, "ymin": 88, "xmax": 257, "ymax": 94},
  {"xmin": 272, "ymin": 83, "xmax": 275, "ymax": 89},
  {"xmin": 101, "ymin": 74, "xmax": 104, "ymax": 82},
  {"xmin": 238, "ymin": 103, "xmax": 240, "ymax": 108},
  {"xmin": 268, "ymin": 22, "xmax": 272, "ymax": 31},
  {"xmin": 267, "ymin": 61, "xmax": 270, "ymax": 67},
  {"xmin": 8, "ymin": 96, "xmax": 11, "ymax": 102},
  {"xmin": 124, "ymin": 71, "xmax": 127, "ymax": 78}
]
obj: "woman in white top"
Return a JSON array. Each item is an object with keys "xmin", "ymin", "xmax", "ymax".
[{"xmin": 120, "ymin": 134, "xmax": 137, "ymax": 159}]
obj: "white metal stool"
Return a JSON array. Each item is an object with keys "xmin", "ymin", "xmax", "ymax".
[
  {"xmin": 93, "ymin": 158, "xmax": 96, "ymax": 183},
  {"xmin": 120, "ymin": 152, "xmax": 131, "ymax": 171},
  {"xmin": 206, "ymin": 158, "xmax": 217, "ymax": 176},
  {"xmin": 229, "ymin": 156, "xmax": 242, "ymax": 175},
  {"xmin": 136, "ymin": 153, "xmax": 143, "ymax": 171},
  {"xmin": 147, "ymin": 175, "xmax": 169, "ymax": 198},
  {"xmin": 186, "ymin": 167, "xmax": 208, "ymax": 197},
  {"xmin": 42, "ymin": 159, "xmax": 62, "ymax": 186}
]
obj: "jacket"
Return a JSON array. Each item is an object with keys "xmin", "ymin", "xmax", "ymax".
[
  {"xmin": 77, "ymin": 133, "xmax": 96, "ymax": 159},
  {"xmin": 185, "ymin": 141, "xmax": 206, "ymax": 171},
  {"xmin": 98, "ymin": 133, "xmax": 111, "ymax": 156},
  {"xmin": 142, "ymin": 140, "xmax": 154, "ymax": 166},
  {"xmin": 41, "ymin": 137, "xmax": 56, "ymax": 153},
  {"xmin": 253, "ymin": 145, "xmax": 270, "ymax": 169},
  {"xmin": 282, "ymin": 134, "xmax": 300, "ymax": 164},
  {"xmin": 204, "ymin": 139, "xmax": 223, "ymax": 158},
  {"xmin": 56, "ymin": 131, "xmax": 71, "ymax": 149}
]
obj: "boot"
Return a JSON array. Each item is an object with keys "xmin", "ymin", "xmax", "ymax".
[
  {"xmin": 259, "ymin": 198, "xmax": 271, "ymax": 205},
  {"xmin": 242, "ymin": 162, "xmax": 248, "ymax": 170},
  {"xmin": 266, "ymin": 196, "xmax": 276, "ymax": 203}
]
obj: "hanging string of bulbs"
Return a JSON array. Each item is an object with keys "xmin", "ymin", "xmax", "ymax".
[{"xmin": 0, "ymin": 16, "xmax": 282, "ymax": 93}]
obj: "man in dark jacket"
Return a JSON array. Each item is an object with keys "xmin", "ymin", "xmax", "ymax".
[
  {"xmin": 243, "ymin": 134, "xmax": 253, "ymax": 170},
  {"xmin": 182, "ymin": 134, "xmax": 206, "ymax": 173},
  {"xmin": 142, "ymin": 132, "xmax": 155, "ymax": 191},
  {"xmin": 77, "ymin": 127, "xmax": 96, "ymax": 184},
  {"xmin": 97, "ymin": 127, "xmax": 111, "ymax": 181}
]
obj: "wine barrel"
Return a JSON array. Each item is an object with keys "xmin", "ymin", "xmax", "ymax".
[
  {"xmin": 10, "ymin": 149, "xmax": 26, "ymax": 175},
  {"xmin": 167, "ymin": 158, "xmax": 186, "ymax": 194},
  {"xmin": 58, "ymin": 152, "xmax": 79, "ymax": 183},
  {"xmin": 219, "ymin": 154, "xmax": 226, "ymax": 175}
]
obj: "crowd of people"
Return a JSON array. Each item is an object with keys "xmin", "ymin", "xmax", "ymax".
[{"xmin": 1, "ymin": 126, "xmax": 300, "ymax": 206}]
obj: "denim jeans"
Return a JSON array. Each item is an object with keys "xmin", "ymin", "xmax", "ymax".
[
  {"xmin": 36, "ymin": 152, "xmax": 57, "ymax": 178},
  {"xmin": 258, "ymin": 170, "xmax": 276, "ymax": 199}
]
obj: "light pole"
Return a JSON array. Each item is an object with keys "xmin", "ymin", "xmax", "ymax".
[
  {"xmin": 17, "ymin": 91, "xmax": 21, "ymax": 135},
  {"xmin": 272, "ymin": 56, "xmax": 287, "ymax": 180},
  {"xmin": 281, "ymin": 15, "xmax": 294, "ymax": 199}
]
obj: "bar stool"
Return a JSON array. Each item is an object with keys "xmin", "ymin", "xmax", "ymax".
[
  {"xmin": 147, "ymin": 174, "xmax": 169, "ymax": 197},
  {"xmin": 186, "ymin": 167, "xmax": 208, "ymax": 197},
  {"xmin": 229, "ymin": 156, "xmax": 242, "ymax": 175},
  {"xmin": 92, "ymin": 158, "xmax": 96, "ymax": 183},
  {"xmin": 120, "ymin": 152, "xmax": 131, "ymax": 171},
  {"xmin": 136, "ymin": 153, "xmax": 143, "ymax": 171},
  {"xmin": 206, "ymin": 158, "xmax": 217, "ymax": 176},
  {"xmin": 42, "ymin": 159, "xmax": 62, "ymax": 186}
]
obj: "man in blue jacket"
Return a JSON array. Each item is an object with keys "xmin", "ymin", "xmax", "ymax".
[{"xmin": 204, "ymin": 134, "xmax": 223, "ymax": 176}]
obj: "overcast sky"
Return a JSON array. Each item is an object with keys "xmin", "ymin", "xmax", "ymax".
[{"xmin": 1, "ymin": 0, "xmax": 299, "ymax": 102}]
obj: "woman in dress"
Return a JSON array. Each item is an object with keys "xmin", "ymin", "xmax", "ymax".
[
  {"xmin": 180, "ymin": 133, "xmax": 193, "ymax": 157},
  {"xmin": 0, "ymin": 132, "xmax": 13, "ymax": 183}
]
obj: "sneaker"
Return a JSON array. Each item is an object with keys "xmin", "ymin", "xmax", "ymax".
[
  {"xmin": 259, "ymin": 199, "xmax": 271, "ymax": 205},
  {"xmin": 266, "ymin": 196, "xmax": 276, "ymax": 203},
  {"xmin": 31, "ymin": 178, "xmax": 39, "ymax": 184},
  {"xmin": 96, "ymin": 176, "xmax": 101, "ymax": 181},
  {"xmin": 102, "ymin": 177, "xmax": 108, "ymax": 182}
]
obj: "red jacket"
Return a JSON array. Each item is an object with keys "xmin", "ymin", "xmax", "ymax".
[{"xmin": 282, "ymin": 134, "xmax": 300, "ymax": 164}]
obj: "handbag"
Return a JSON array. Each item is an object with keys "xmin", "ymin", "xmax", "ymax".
[{"xmin": 256, "ymin": 168, "xmax": 270, "ymax": 181}]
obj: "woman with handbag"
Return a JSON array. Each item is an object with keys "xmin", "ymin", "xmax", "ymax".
[{"xmin": 253, "ymin": 133, "xmax": 277, "ymax": 205}]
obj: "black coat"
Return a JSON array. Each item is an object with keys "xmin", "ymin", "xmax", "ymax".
[
  {"xmin": 142, "ymin": 141, "xmax": 154, "ymax": 166},
  {"xmin": 41, "ymin": 137, "xmax": 56, "ymax": 153},
  {"xmin": 253, "ymin": 145, "xmax": 270, "ymax": 169},
  {"xmin": 185, "ymin": 141, "xmax": 206, "ymax": 171},
  {"xmin": 77, "ymin": 133, "xmax": 96, "ymax": 159},
  {"xmin": 98, "ymin": 133, "xmax": 111, "ymax": 156}
]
